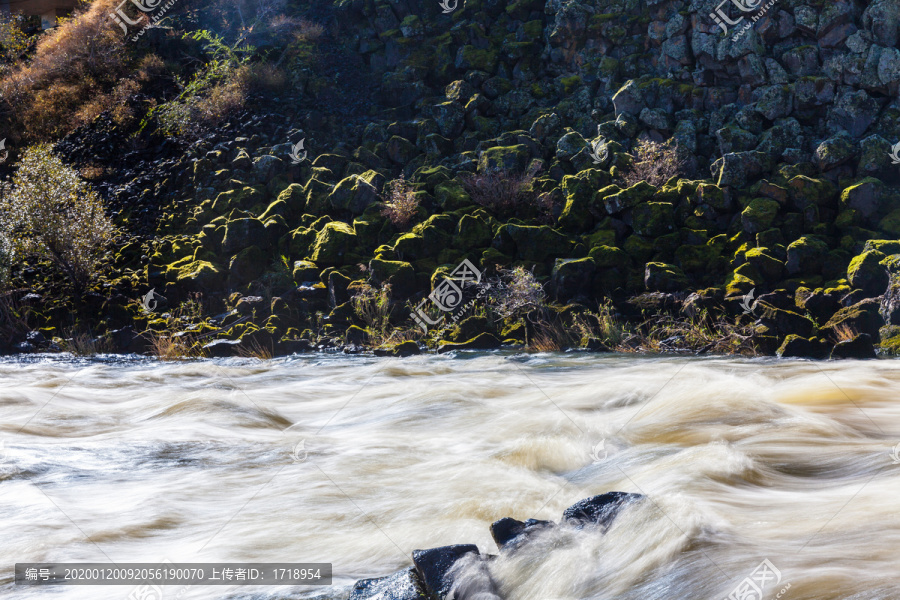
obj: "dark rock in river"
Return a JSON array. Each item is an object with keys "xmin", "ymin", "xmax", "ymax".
[
  {"xmin": 202, "ymin": 338, "xmax": 244, "ymax": 357},
  {"xmin": 412, "ymin": 544, "xmax": 479, "ymax": 599},
  {"xmin": 562, "ymin": 492, "xmax": 644, "ymax": 530},
  {"xmin": 490, "ymin": 517, "xmax": 554, "ymax": 551},
  {"xmin": 830, "ymin": 333, "xmax": 878, "ymax": 359}
]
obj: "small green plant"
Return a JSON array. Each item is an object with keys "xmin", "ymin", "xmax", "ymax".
[
  {"xmin": 142, "ymin": 30, "xmax": 256, "ymax": 137},
  {"xmin": 351, "ymin": 283, "xmax": 393, "ymax": 344},
  {"xmin": 0, "ymin": 145, "xmax": 117, "ymax": 292}
]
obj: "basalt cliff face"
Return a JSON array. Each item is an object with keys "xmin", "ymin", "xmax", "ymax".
[{"xmin": 3, "ymin": 0, "xmax": 900, "ymax": 357}]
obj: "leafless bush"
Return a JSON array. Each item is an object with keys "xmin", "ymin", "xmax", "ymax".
[
  {"xmin": 487, "ymin": 267, "xmax": 545, "ymax": 318},
  {"xmin": 460, "ymin": 167, "xmax": 537, "ymax": 213},
  {"xmin": 621, "ymin": 139, "xmax": 683, "ymax": 188},
  {"xmin": 381, "ymin": 176, "xmax": 420, "ymax": 229}
]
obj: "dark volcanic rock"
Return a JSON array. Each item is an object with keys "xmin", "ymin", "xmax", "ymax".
[
  {"xmin": 490, "ymin": 517, "xmax": 554, "ymax": 551},
  {"xmin": 562, "ymin": 492, "xmax": 644, "ymax": 530},
  {"xmin": 437, "ymin": 333, "xmax": 502, "ymax": 353},
  {"xmin": 412, "ymin": 544, "xmax": 479, "ymax": 600},
  {"xmin": 831, "ymin": 334, "xmax": 877, "ymax": 359},
  {"xmin": 776, "ymin": 335, "xmax": 831, "ymax": 359},
  {"xmin": 203, "ymin": 339, "xmax": 243, "ymax": 357}
]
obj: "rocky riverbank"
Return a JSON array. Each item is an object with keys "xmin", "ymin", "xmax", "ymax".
[{"xmin": 1, "ymin": 0, "xmax": 900, "ymax": 358}]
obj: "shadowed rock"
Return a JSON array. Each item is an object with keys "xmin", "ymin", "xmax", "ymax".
[{"xmin": 412, "ymin": 544, "xmax": 479, "ymax": 600}]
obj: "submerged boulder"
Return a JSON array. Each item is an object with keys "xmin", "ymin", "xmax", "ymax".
[{"xmin": 349, "ymin": 567, "xmax": 425, "ymax": 600}]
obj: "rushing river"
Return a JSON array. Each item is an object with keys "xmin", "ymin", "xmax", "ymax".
[{"xmin": 1, "ymin": 353, "xmax": 900, "ymax": 600}]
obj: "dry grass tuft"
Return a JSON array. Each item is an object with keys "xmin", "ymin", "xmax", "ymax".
[
  {"xmin": 460, "ymin": 167, "xmax": 537, "ymax": 213},
  {"xmin": 621, "ymin": 139, "xmax": 683, "ymax": 188},
  {"xmin": 381, "ymin": 176, "xmax": 420, "ymax": 229},
  {"xmin": 831, "ymin": 323, "xmax": 858, "ymax": 343}
]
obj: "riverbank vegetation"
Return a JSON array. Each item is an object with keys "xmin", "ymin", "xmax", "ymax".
[{"xmin": 0, "ymin": 0, "xmax": 899, "ymax": 360}]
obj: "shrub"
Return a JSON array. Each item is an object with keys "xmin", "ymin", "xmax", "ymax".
[
  {"xmin": 460, "ymin": 167, "xmax": 537, "ymax": 213},
  {"xmin": 145, "ymin": 30, "xmax": 259, "ymax": 138},
  {"xmin": 0, "ymin": 145, "xmax": 117, "ymax": 291},
  {"xmin": 0, "ymin": 13, "xmax": 29, "ymax": 66},
  {"xmin": 488, "ymin": 267, "xmax": 545, "ymax": 318},
  {"xmin": 0, "ymin": 0, "xmax": 129, "ymax": 141},
  {"xmin": 621, "ymin": 139, "xmax": 683, "ymax": 188},
  {"xmin": 381, "ymin": 176, "xmax": 420, "ymax": 229}
]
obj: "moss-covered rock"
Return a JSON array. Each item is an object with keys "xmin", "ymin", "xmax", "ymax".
[
  {"xmin": 437, "ymin": 332, "xmax": 502, "ymax": 353},
  {"xmin": 229, "ymin": 246, "xmax": 267, "ymax": 285},
  {"xmin": 478, "ymin": 145, "xmax": 530, "ymax": 173},
  {"xmin": 435, "ymin": 180, "xmax": 473, "ymax": 210},
  {"xmin": 741, "ymin": 198, "xmax": 781, "ymax": 234},
  {"xmin": 840, "ymin": 177, "xmax": 885, "ymax": 221},
  {"xmin": 603, "ymin": 182, "xmax": 656, "ymax": 215},
  {"xmin": 368, "ymin": 258, "xmax": 417, "ymax": 296},
  {"xmin": 787, "ymin": 175, "xmax": 837, "ymax": 209},
  {"xmin": 552, "ymin": 257, "xmax": 596, "ymax": 301},
  {"xmin": 173, "ymin": 260, "xmax": 224, "ymax": 293},
  {"xmin": 310, "ymin": 222, "xmax": 359, "ymax": 266},
  {"xmin": 847, "ymin": 250, "xmax": 889, "ymax": 294},
  {"xmin": 495, "ymin": 224, "xmax": 573, "ymax": 262},
  {"xmin": 785, "ymin": 236, "xmax": 829, "ymax": 275},
  {"xmin": 327, "ymin": 172, "xmax": 382, "ymax": 215},
  {"xmin": 212, "ymin": 186, "xmax": 266, "ymax": 215},
  {"xmin": 453, "ymin": 214, "xmax": 492, "ymax": 251},
  {"xmin": 745, "ymin": 248, "xmax": 784, "ymax": 281},
  {"xmin": 222, "ymin": 217, "xmax": 268, "ymax": 253},
  {"xmin": 276, "ymin": 183, "xmax": 307, "ymax": 216},
  {"xmin": 292, "ymin": 260, "xmax": 320, "ymax": 284},
  {"xmin": 644, "ymin": 262, "xmax": 688, "ymax": 292},
  {"xmin": 558, "ymin": 169, "xmax": 609, "ymax": 232},
  {"xmin": 776, "ymin": 335, "xmax": 830, "ymax": 358},
  {"xmin": 632, "ymin": 202, "xmax": 675, "ymax": 237},
  {"xmin": 878, "ymin": 208, "xmax": 900, "ymax": 236},
  {"xmin": 823, "ymin": 299, "xmax": 884, "ymax": 337}
]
